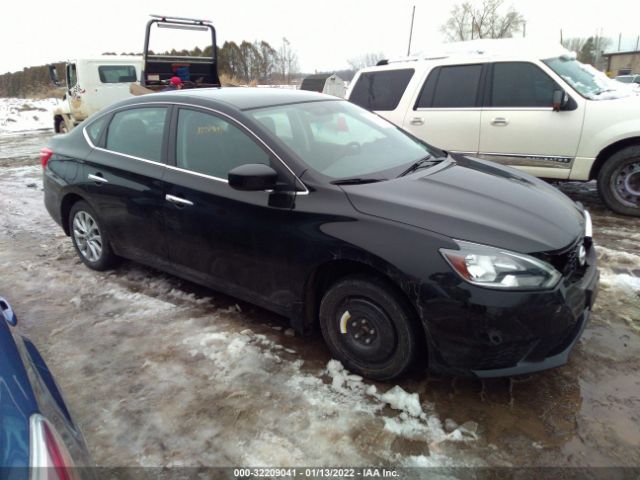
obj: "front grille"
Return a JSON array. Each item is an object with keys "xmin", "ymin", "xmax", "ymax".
[
  {"xmin": 474, "ymin": 343, "xmax": 533, "ymax": 370},
  {"xmin": 536, "ymin": 238, "xmax": 588, "ymax": 279}
]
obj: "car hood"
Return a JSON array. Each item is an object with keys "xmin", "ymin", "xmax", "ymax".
[{"xmin": 341, "ymin": 155, "xmax": 585, "ymax": 253}]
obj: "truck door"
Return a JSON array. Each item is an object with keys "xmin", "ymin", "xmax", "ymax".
[
  {"xmin": 402, "ymin": 63, "xmax": 485, "ymax": 155},
  {"xmin": 477, "ymin": 62, "xmax": 585, "ymax": 179},
  {"xmin": 65, "ymin": 63, "xmax": 85, "ymax": 121}
]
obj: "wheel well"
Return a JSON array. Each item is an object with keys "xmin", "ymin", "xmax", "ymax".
[
  {"xmin": 60, "ymin": 193, "xmax": 84, "ymax": 235},
  {"xmin": 304, "ymin": 259, "xmax": 420, "ymax": 332},
  {"xmin": 54, "ymin": 115, "xmax": 64, "ymax": 132},
  {"xmin": 591, "ymin": 137, "xmax": 640, "ymax": 180}
]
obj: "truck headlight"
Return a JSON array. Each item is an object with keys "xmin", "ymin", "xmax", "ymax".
[{"xmin": 440, "ymin": 240, "xmax": 562, "ymax": 290}]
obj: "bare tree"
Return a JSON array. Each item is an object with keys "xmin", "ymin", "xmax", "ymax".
[
  {"xmin": 441, "ymin": 0, "xmax": 525, "ymax": 41},
  {"xmin": 347, "ymin": 52, "xmax": 385, "ymax": 70},
  {"xmin": 277, "ymin": 37, "xmax": 299, "ymax": 84}
]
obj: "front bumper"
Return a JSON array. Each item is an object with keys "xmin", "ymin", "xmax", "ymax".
[{"xmin": 423, "ymin": 244, "xmax": 599, "ymax": 378}]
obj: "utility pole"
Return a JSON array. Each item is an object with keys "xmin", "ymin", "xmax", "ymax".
[
  {"xmin": 560, "ymin": 28, "xmax": 563, "ymax": 44},
  {"xmin": 407, "ymin": 5, "xmax": 415, "ymax": 57},
  {"xmin": 618, "ymin": 32, "xmax": 622, "ymax": 51},
  {"xmin": 522, "ymin": 21, "xmax": 526, "ymax": 38}
]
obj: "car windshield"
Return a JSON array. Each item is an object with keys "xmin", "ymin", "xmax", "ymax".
[
  {"xmin": 246, "ymin": 100, "xmax": 439, "ymax": 180},
  {"xmin": 543, "ymin": 56, "xmax": 633, "ymax": 100}
]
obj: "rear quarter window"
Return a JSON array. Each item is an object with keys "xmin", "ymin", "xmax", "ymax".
[
  {"xmin": 85, "ymin": 115, "xmax": 108, "ymax": 146},
  {"xmin": 349, "ymin": 69, "xmax": 414, "ymax": 111}
]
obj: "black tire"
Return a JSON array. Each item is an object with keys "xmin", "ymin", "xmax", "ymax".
[
  {"xmin": 597, "ymin": 145, "xmax": 640, "ymax": 217},
  {"xmin": 319, "ymin": 275, "xmax": 419, "ymax": 381},
  {"xmin": 56, "ymin": 117, "xmax": 69, "ymax": 134},
  {"xmin": 68, "ymin": 201, "xmax": 117, "ymax": 271}
]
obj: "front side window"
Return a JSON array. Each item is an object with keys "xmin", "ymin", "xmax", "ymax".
[
  {"xmin": 417, "ymin": 64, "xmax": 482, "ymax": 108},
  {"xmin": 349, "ymin": 69, "xmax": 414, "ymax": 111},
  {"xmin": 106, "ymin": 107, "xmax": 167, "ymax": 162},
  {"xmin": 98, "ymin": 65, "xmax": 137, "ymax": 83},
  {"xmin": 247, "ymin": 100, "xmax": 436, "ymax": 180},
  {"xmin": 176, "ymin": 109, "xmax": 270, "ymax": 179},
  {"xmin": 490, "ymin": 62, "xmax": 558, "ymax": 108}
]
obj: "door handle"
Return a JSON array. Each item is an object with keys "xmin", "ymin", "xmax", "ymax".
[
  {"xmin": 165, "ymin": 194, "xmax": 194, "ymax": 207},
  {"xmin": 410, "ymin": 117, "xmax": 424, "ymax": 126},
  {"xmin": 491, "ymin": 117, "xmax": 509, "ymax": 126},
  {"xmin": 88, "ymin": 173, "xmax": 108, "ymax": 184}
]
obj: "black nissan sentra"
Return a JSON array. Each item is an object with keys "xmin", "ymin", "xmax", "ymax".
[{"xmin": 42, "ymin": 88, "xmax": 598, "ymax": 380}]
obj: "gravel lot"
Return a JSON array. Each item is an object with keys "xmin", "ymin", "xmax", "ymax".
[{"xmin": 0, "ymin": 130, "xmax": 638, "ymax": 470}]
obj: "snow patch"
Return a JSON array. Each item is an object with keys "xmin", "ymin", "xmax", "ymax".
[{"xmin": 0, "ymin": 98, "xmax": 59, "ymax": 135}]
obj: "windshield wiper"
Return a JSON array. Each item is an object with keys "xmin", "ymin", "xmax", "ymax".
[
  {"xmin": 397, "ymin": 156, "xmax": 440, "ymax": 177},
  {"xmin": 331, "ymin": 178, "xmax": 385, "ymax": 185}
]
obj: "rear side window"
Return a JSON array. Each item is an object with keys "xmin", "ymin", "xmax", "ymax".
[
  {"xmin": 98, "ymin": 65, "xmax": 138, "ymax": 83},
  {"xmin": 86, "ymin": 115, "xmax": 108, "ymax": 146},
  {"xmin": 176, "ymin": 109, "xmax": 270, "ymax": 179},
  {"xmin": 417, "ymin": 64, "xmax": 482, "ymax": 108},
  {"xmin": 106, "ymin": 107, "xmax": 167, "ymax": 162},
  {"xmin": 490, "ymin": 62, "xmax": 558, "ymax": 107},
  {"xmin": 349, "ymin": 69, "xmax": 414, "ymax": 111}
]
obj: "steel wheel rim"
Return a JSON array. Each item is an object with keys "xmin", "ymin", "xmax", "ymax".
[
  {"xmin": 612, "ymin": 160, "xmax": 640, "ymax": 207},
  {"xmin": 72, "ymin": 211, "xmax": 102, "ymax": 262}
]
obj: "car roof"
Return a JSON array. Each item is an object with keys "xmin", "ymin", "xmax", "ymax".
[
  {"xmin": 152, "ymin": 87, "xmax": 339, "ymax": 111},
  {"xmin": 358, "ymin": 39, "xmax": 572, "ymax": 72}
]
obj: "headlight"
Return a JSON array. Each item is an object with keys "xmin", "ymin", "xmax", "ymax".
[{"xmin": 440, "ymin": 240, "xmax": 562, "ymax": 290}]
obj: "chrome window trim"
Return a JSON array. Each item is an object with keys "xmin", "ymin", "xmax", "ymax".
[{"xmin": 82, "ymin": 101, "xmax": 309, "ymax": 194}]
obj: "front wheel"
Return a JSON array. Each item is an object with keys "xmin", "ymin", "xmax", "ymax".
[
  {"xmin": 68, "ymin": 201, "xmax": 117, "ymax": 271},
  {"xmin": 319, "ymin": 275, "xmax": 419, "ymax": 381},
  {"xmin": 597, "ymin": 146, "xmax": 640, "ymax": 217}
]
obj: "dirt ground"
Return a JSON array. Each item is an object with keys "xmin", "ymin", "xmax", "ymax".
[{"xmin": 0, "ymin": 131, "xmax": 638, "ymax": 470}]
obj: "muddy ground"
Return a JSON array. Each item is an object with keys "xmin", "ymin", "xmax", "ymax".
[{"xmin": 0, "ymin": 131, "xmax": 638, "ymax": 470}]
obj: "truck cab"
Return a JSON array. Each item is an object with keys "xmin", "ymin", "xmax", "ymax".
[{"xmin": 52, "ymin": 57, "xmax": 143, "ymax": 133}]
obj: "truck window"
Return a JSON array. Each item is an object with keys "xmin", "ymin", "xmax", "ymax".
[
  {"xmin": 106, "ymin": 108, "xmax": 168, "ymax": 162},
  {"xmin": 67, "ymin": 64, "xmax": 77, "ymax": 88},
  {"xmin": 490, "ymin": 62, "xmax": 558, "ymax": 108},
  {"xmin": 349, "ymin": 69, "xmax": 414, "ymax": 111},
  {"xmin": 416, "ymin": 64, "xmax": 482, "ymax": 108},
  {"xmin": 98, "ymin": 65, "xmax": 138, "ymax": 83}
]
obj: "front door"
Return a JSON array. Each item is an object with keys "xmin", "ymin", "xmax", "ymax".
[
  {"xmin": 478, "ymin": 62, "xmax": 585, "ymax": 179},
  {"xmin": 162, "ymin": 107, "xmax": 298, "ymax": 306}
]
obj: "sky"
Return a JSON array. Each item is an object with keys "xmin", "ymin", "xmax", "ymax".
[{"xmin": 1, "ymin": 0, "xmax": 639, "ymax": 75}]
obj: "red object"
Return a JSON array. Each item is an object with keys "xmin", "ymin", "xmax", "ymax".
[
  {"xmin": 169, "ymin": 76, "xmax": 183, "ymax": 86},
  {"xmin": 43, "ymin": 422, "xmax": 73, "ymax": 480},
  {"xmin": 40, "ymin": 147, "xmax": 53, "ymax": 169}
]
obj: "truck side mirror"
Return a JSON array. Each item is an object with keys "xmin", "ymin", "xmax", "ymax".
[
  {"xmin": 48, "ymin": 65, "xmax": 61, "ymax": 87},
  {"xmin": 552, "ymin": 89, "xmax": 568, "ymax": 112}
]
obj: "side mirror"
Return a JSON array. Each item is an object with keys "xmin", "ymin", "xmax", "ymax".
[
  {"xmin": 228, "ymin": 164, "xmax": 278, "ymax": 191},
  {"xmin": 0, "ymin": 297, "xmax": 17, "ymax": 326},
  {"xmin": 552, "ymin": 89, "xmax": 569, "ymax": 112},
  {"xmin": 48, "ymin": 65, "xmax": 61, "ymax": 87}
]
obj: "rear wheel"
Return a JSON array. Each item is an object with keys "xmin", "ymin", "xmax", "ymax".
[
  {"xmin": 319, "ymin": 275, "xmax": 419, "ymax": 381},
  {"xmin": 68, "ymin": 201, "xmax": 117, "ymax": 271},
  {"xmin": 597, "ymin": 146, "xmax": 640, "ymax": 217}
]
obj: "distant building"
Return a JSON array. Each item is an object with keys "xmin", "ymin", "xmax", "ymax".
[
  {"xmin": 602, "ymin": 50, "xmax": 640, "ymax": 75},
  {"xmin": 300, "ymin": 73, "xmax": 346, "ymax": 98}
]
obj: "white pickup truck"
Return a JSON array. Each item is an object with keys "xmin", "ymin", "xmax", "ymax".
[
  {"xmin": 347, "ymin": 39, "xmax": 640, "ymax": 217},
  {"xmin": 50, "ymin": 15, "xmax": 221, "ymax": 133},
  {"xmin": 50, "ymin": 57, "xmax": 142, "ymax": 133}
]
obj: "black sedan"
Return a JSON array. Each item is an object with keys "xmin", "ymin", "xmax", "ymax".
[{"xmin": 42, "ymin": 88, "xmax": 598, "ymax": 380}]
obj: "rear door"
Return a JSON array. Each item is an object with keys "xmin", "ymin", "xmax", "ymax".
[
  {"xmin": 478, "ymin": 61, "xmax": 585, "ymax": 179},
  {"xmin": 83, "ymin": 105, "xmax": 169, "ymax": 263},
  {"xmin": 402, "ymin": 63, "xmax": 485, "ymax": 154}
]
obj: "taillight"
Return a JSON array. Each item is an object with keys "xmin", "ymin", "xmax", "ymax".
[
  {"xmin": 40, "ymin": 147, "xmax": 53, "ymax": 169},
  {"xmin": 30, "ymin": 414, "xmax": 77, "ymax": 480}
]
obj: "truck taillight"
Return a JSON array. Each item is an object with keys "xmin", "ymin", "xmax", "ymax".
[
  {"xmin": 30, "ymin": 414, "xmax": 77, "ymax": 480},
  {"xmin": 40, "ymin": 148, "xmax": 54, "ymax": 169}
]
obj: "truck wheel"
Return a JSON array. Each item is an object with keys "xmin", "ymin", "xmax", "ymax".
[
  {"xmin": 598, "ymin": 145, "xmax": 640, "ymax": 217},
  {"xmin": 56, "ymin": 117, "xmax": 69, "ymax": 134},
  {"xmin": 319, "ymin": 275, "xmax": 418, "ymax": 381}
]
